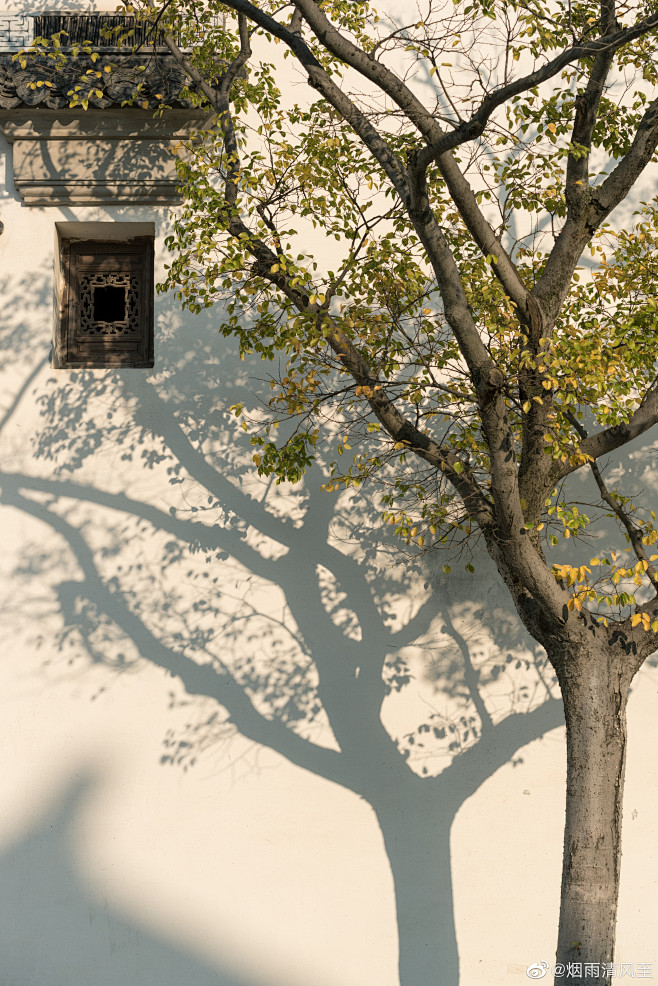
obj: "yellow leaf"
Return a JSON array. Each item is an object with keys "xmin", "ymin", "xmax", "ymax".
[
  {"xmin": 590, "ymin": 558, "xmax": 601, "ymax": 566},
  {"xmin": 631, "ymin": 613, "xmax": 642, "ymax": 627}
]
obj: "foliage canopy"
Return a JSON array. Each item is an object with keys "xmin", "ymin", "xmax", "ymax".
[{"xmin": 115, "ymin": 0, "xmax": 658, "ymax": 643}]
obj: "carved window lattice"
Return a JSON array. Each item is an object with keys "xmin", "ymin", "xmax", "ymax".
[
  {"xmin": 78, "ymin": 273, "xmax": 141, "ymax": 336},
  {"xmin": 56, "ymin": 236, "xmax": 154, "ymax": 369}
]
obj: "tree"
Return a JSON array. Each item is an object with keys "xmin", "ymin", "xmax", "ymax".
[{"xmin": 20, "ymin": 0, "xmax": 658, "ymax": 980}]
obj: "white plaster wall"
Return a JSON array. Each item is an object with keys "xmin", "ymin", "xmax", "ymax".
[{"xmin": 1, "ymin": 6, "xmax": 658, "ymax": 986}]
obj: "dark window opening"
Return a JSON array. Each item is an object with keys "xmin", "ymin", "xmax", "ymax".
[{"xmin": 93, "ymin": 284, "xmax": 127, "ymax": 323}]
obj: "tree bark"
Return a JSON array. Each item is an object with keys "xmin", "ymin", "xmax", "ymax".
[{"xmin": 550, "ymin": 640, "xmax": 630, "ymax": 985}]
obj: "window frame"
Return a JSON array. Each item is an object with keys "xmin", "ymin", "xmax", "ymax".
[{"xmin": 55, "ymin": 235, "xmax": 154, "ymax": 369}]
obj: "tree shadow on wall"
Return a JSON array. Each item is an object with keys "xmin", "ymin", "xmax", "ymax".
[
  {"xmin": 0, "ymin": 770, "xmax": 270, "ymax": 986},
  {"xmin": 0, "ymin": 269, "xmax": 568, "ymax": 986}
]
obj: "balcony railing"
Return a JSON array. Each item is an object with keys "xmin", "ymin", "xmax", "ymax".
[{"xmin": 32, "ymin": 13, "xmax": 180, "ymax": 50}]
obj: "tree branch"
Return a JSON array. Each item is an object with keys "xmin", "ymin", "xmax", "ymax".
[
  {"xmin": 564, "ymin": 0, "xmax": 616, "ymax": 213},
  {"xmin": 416, "ymin": 11, "xmax": 658, "ymax": 162},
  {"xmin": 567, "ymin": 411, "xmax": 658, "ymax": 589},
  {"xmin": 156, "ymin": 1, "xmax": 583, "ymax": 626},
  {"xmin": 159, "ymin": 9, "xmax": 496, "ymax": 527},
  {"xmin": 290, "ymin": 0, "xmax": 536, "ymax": 336},
  {"xmin": 552, "ymin": 386, "xmax": 658, "ymax": 483},
  {"xmin": 592, "ymin": 96, "xmax": 658, "ymax": 217},
  {"xmin": 165, "ymin": 0, "xmax": 411, "ymax": 200},
  {"xmin": 535, "ymin": 96, "xmax": 658, "ymax": 324}
]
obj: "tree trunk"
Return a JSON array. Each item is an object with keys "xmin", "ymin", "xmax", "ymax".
[
  {"xmin": 551, "ymin": 641, "xmax": 630, "ymax": 985},
  {"xmin": 374, "ymin": 786, "xmax": 459, "ymax": 986}
]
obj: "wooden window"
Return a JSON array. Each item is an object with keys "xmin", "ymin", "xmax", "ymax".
[{"xmin": 55, "ymin": 237, "xmax": 154, "ymax": 368}]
